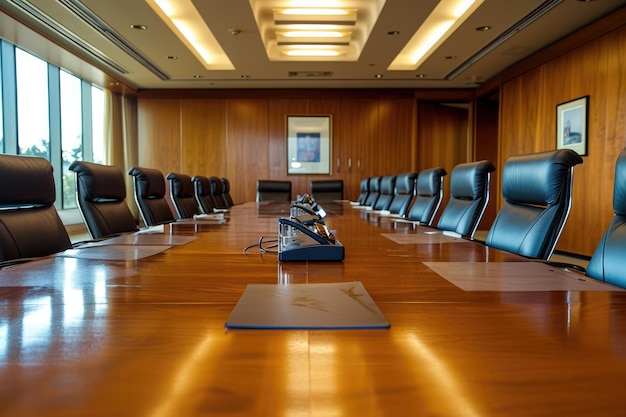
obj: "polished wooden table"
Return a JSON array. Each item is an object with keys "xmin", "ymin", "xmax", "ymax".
[{"xmin": 1, "ymin": 202, "xmax": 626, "ymax": 417}]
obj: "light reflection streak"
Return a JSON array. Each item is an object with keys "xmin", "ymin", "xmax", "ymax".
[
  {"xmin": 22, "ymin": 296, "xmax": 52, "ymax": 348},
  {"xmin": 396, "ymin": 333, "xmax": 482, "ymax": 417},
  {"xmin": 0, "ymin": 323, "xmax": 7, "ymax": 359},
  {"xmin": 285, "ymin": 333, "xmax": 342, "ymax": 417},
  {"xmin": 149, "ymin": 334, "xmax": 216, "ymax": 417}
]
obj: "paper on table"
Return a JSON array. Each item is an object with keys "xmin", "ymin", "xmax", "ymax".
[
  {"xmin": 225, "ymin": 281, "xmax": 390, "ymax": 329},
  {"xmin": 381, "ymin": 233, "xmax": 467, "ymax": 244},
  {"xmin": 56, "ymin": 245, "xmax": 172, "ymax": 261},
  {"xmin": 424, "ymin": 262, "xmax": 624, "ymax": 292}
]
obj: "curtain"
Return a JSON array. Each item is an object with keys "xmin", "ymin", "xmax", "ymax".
[{"xmin": 104, "ymin": 89, "xmax": 139, "ymax": 218}]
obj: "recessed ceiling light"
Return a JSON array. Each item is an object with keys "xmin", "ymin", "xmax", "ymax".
[
  {"xmin": 374, "ymin": 74, "xmax": 383, "ymax": 78},
  {"xmin": 475, "ymin": 25, "xmax": 491, "ymax": 31},
  {"xmin": 416, "ymin": 74, "xmax": 426, "ymax": 78},
  {"xmin": 193, "ymin": 75, "xmax": 203, "ymax": 79},
  {"xmin": 166, "ymin": 55, "xmax": 178, "ymax": 60},
  {"xmin": 241, "ymin": 75, "xmax": 250, "ymax": 78},
  {"xmin": 387, "ymin": 31, "xmax": 400, "ymax": 36},
  {"xmin": 130, "ymin": 24, "xmax": 147, "ymax": 30}
]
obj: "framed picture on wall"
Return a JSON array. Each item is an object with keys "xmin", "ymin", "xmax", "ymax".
[
  {"xmin": 556, "ymin": 96, "xmax": 588, "ymax": 156},
  {"xmin": 286, "ymin": 116, "xmax": 332, "ymax": 174}
]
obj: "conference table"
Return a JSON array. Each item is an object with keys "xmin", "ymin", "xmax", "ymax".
[{"xmin": 1, "ymin": 201, "xmax": 626, "ymax": 417}]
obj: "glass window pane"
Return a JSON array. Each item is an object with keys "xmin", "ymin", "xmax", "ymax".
[
  {"xmin": 60, "ymin": 70, "xmax": 82, "ymax": 209},
  {"xmin": 16, "ymin": 48, "xmax": 49, "ymax": 158},
  {"xmin": 91, "ymin": 86, "xmax": 104, "ymax": 164}
]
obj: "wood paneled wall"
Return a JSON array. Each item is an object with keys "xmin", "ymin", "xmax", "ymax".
[
  {"xmin": 137, "ymin": 91, "xmax": 417, "ymax": 203},
  {"xmin": 498, "ymin": 24, "xmax": 626, "ymax": 256}
]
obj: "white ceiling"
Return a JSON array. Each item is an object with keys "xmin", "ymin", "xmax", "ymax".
[{"xmin": 0, "ymin": 0, "xmax": 625, "ymax": 90}]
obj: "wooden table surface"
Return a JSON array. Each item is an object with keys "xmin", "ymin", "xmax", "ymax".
[{"xmin": 1, "ymin": 201, "xmax": 626, "ymax": 417}]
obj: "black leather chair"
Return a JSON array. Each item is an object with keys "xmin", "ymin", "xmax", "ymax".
[
  {"xmin": 69, "ymin": 161, "xmax": 138, "ymax": 239},
  {"xmin": 209, "ymin": 176, "xmax": 230, "ymax": 209},
  {"xmin": 192, "ymin": 175, "xmax": 215, "ymax": 214},
  {"xmin": 373, "ymin": 175, "xmax": 397, "ymax": 211},
  {"xmin": 221, "ymin": 178, "xmax": 235, "ymax": 207},
  {"xmin": 485, "ymin": 149, "xmax": 583, "ymax": 260},
  {"xmin": 128, "ymin": 166, "xmax": 175, "ymax": 227},
  {"xmin": 167, "ymin": 172, "xmax": 201, "ymax": 219},
  {"xmin": 256, "ymin": 180, "xmax": 292, "ymax": 202},
  {"xmin": 436, "ymin": 160, "xmax": 496, "ymax": 238},
  {"xmin": 364, "ymin": 176, "xmax": 381, "ymax": 207},
  {"xmin": 405, "ymin": 167, "xmax": 447, "ymax": 225},
  {"xmin": 357, "ymin": 178, "xmax": 370, "ymax": 205},
  {"xmin": 311, "ymin": 179, "xmax": 343, "ymax": 201},
  {"xmin": 0, "ymin": 154, "xmax": 72, "ymax": 261},
  {"xmin": 388, "ymin": 172, "xmax": 418, "ymax": 217},
  {"xmin": 586, "ymin": 148, "xmax": 626, "ymax": 285}
]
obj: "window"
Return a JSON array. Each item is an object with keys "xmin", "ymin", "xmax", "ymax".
[
  {"xmin": 15, "ymin": 48, "xmax": 50, "ymax": 159},
  {"xmin": 1, "ymin": 42, "xmax": 105, "ymax": 212}
]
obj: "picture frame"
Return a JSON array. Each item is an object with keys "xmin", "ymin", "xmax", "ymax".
[
  {"xmin": 556, "ymin": 96, "xmax": 588, "ymax": 156},
  {"xmin": 286, "ymin": 115, "xmax": 332, "ymax": 175}
]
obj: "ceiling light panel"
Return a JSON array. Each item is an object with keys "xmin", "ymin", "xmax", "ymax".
[
  {"xmin": 388, "ymin": 0, "xmax": 485, "ymax": 71},
  {"xmin": 145, "ymin": 0, "xmax": 234, "ymax": 70},
  {"xmin": 249, "ymin": 0, "xmax": 386, "ymax": 62}
]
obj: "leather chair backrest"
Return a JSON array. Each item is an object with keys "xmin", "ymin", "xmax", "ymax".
[
  {"xmin": 357, "ymin": 178, "xmax": 370, "ymax": 205},
  {"xmin": 69, "ymin": 161, "xmax": 138, "ymax": 239},
  {"xmin": 373, "ymin": 176, "xmax": 397, "ymax": 211},
  {"xmin": 128, "ymin": 166, "xmax": 175, "ymax": 227},
  {"xmin": 406, "ymin": 167, "xmax": 447, "ymax": 224},
  {"xmin": 437, "ymin": 160, "xmax": 496, "ymax": 238},
  {"xmin": 388, "ymin": 172, "xmax": 418, "ymax": 217},
  {"xmin": 167, "ymin": 172, "xmax": 200, "ymax": 219},
  {"xmin": 192, "ymin": 175, "xmax": 215, "ymax": 214},
  {"xmin": 485, "ymin": 149, "xmax": 583, "ymax": 259},
  {"xmin": 364, "ymin": 176, "xmax": 381, "ymax": 207},
  {"xmin": 0, "ymin": 154, "xmax": 72, "ymax": 261},
  {"xmin": 209, "ymin": 176, "xmax": 229, "ymax": 209},
  {"xmin": 311, "ymin": 180, "xmax": 344, "ymax": 201},
  {"xmin": 221, "ymin": 178, "xmax": 234, "ymax": 206},
  {"xmin": 256, "ymin": 180, "xmax": 292, "ymax": 202},
  {"xmin": 586, "ymin": 147, "xmax": 626, "ymax": 286}
]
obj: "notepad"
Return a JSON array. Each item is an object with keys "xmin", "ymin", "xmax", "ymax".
[{"xmin": 225, "ymin": 282, "xmax": 390, "ymax": 329}]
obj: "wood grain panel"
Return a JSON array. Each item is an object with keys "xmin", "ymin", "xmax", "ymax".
[
  {"xmin": 376, "ymin": 98, "xmax": 416, "ymax": 175},
  {"xmin": 137, "ymin": 98, "xmax": 181, "ymax": 174},
  {"xmin": 181, "ymin": 99, "xmax": 227, "ymax": 180},
  {"xmin": 226, "ymin": 99, "xmax": 269, "ymax": 203}
]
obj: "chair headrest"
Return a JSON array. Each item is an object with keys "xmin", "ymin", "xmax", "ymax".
[
  {"xmin": 450, "ymin": 160, "xmax": 495, "ymax": 200},
  {"xmin": 379, "ymin": 176, "xmax": 396, "ymax": 194},
  {"xmin": 614, "ymin": 147, "xmax": 626, "ymax": 215},
  {"xmin": 257, "ymin": 180, "xmax": 290, "ymax": 193},
  {"xmin": 70, "ymin": 161, "xmax": 126, "ymax": 201},
  {"xmin": 0, "ymin": 154, "xmax": 55, "ymax": 206},
  {"xmin": 128, "ymin": 166, "xmax": 166, "ymax": 198},
  {"xmin": 209, "ymin": 176, "xmax": 225, "ymax": 194},
  {"xmin": 311, "ymin": 180, "xmax": 343, "ymax": 193},
  {"xmin": 502, "ymin": 149, "xmax": 583, "ymax": 206},
  {"xmin": 167, "ymin": 172, "xmax": 194, "ymax": 198},
  {"xmin": 369, "ymin": 177, "xmax": 381, "ymax": 192},
  {"xmin": 395, "ymin": 172, "xmax": 418, "ymax": 194},
  {"xmin": 192, "ymin": 176, "xmax": 211, "ymax": 196},
  {"xmin": 360, "ymin": 178, "xmax": 369, "ymax": 192},
  {"xmin": 416, "ymin": 167, "xmax": 447, "ymax": 196},
  {"xmin": 221, "ymin": 178, "xmax": 230, "ymax": 192}
]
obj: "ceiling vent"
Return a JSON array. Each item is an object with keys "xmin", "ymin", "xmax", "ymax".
[{"xmin": 288, "ymin": 71, "xmax": 333, "ymax": 78}]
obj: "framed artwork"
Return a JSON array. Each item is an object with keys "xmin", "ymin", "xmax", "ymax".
[
  {"xmin": 556, "ymin": 96, "xmax": 588, "ymax": 156},
  {"xmin": 286, "ymin": 116, "xmax": 332, "ymax": 174}
]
